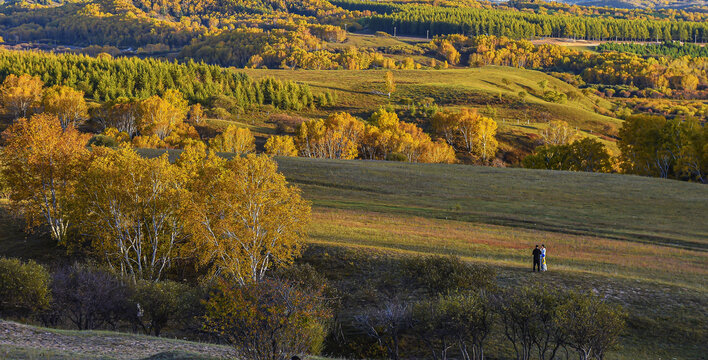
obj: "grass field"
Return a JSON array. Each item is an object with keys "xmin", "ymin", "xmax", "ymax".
[{"xmin": 275, "ymin": 157, "xmax": 707, "ymax": 359}]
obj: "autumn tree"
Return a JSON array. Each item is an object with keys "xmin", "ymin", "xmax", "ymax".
[
  {"xmin": 0, "ymin": 113, "xmax": 90, "ymax": 243},
  {"xmin": 523, "ymin": 138, "xmax": 612, "ymax": 173},
  {"xmin": 0, "ymin": 74, "xmax": 44, "ymax": 118},
  {"xmin": 680, "ymin": 122, "xmax": 708, "ymax": 183},
  {"xmin": 74, "ymin": 147, "xmax": 187, "ymax": 282},
  {"xmin": 180, "ymin": 148, "xmax": 310, "ymax": 285},
  {"xmin": 385, "ymin": 71, "xmax": 396, "ymax": 99},
  {"xmin": 540, "ymin": 120, "xmax": 577, "ymax": 146},
  {"xmin": 188, "ymin": 103, "xmax": 205, "ymax": 124},
  {"xmin": 430, "ymin": 111, "xmax": 459, "ymax": 147},
  {"xmin": 438, "ymin": 40, "xmax": 461, "ymax": 65},
  {"xmin": 138, "ymin": 90, "xmax": 188, "ymax": 140},
  {"xmin": 209, "ymin": 125, "xmax": 256, "ymax": 154},
  {"xmin": 42, "ymin": 85, "xmax": 88, "ymax": 130},
  {"xmin": 435, "ymin": 108, "xmax": 498, "ymax": 162},
  {"xmin": 97, "ymin": 99, "xmax": 141, "ymax": 137},
  {"xmin": 421, "ymin": 139, "xmax": 457, "ymax": 164},
  {"xmin": 265, "ymin": 135, "xmax": 298, "ymax": 157},
  {"xmin": 473, "ymin": 115, "xmax": 499, "ymax": 162},
  {"xmin": 296, "ymin": 112, "xmax": 364, "ymax": 159},
  {"xmin": 617, "ymin": 115, "xmax": 689, "ymax": 179}
]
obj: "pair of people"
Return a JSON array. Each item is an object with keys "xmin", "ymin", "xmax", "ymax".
[{"xmin": 532, "ymin": 244, "xmax": 547, "ymax": 272}]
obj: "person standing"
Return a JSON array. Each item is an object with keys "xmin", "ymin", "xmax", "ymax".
[
  {"xmin": 541, "ymin": 244, "xmax": 547, "ymax": 271},
  {"xmin": 532, "ymin": 245, "xmax": 541, "ymax": 272}
]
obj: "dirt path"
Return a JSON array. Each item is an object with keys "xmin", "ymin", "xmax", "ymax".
[{"xmin": 0, "ymin": 321, "xmax": 234, "ymax": 359}]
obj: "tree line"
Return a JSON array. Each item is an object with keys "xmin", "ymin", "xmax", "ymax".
[
  {"xmin": 0, "ymin": 50, "xmax": 320, "ymax": 109},
  {"xmin": 596, "ymin": 41, "xmax": 708, "ymax": 59},
  {"xmin": 348, "ymin": 1, "xmax": 708, "ymax": 42},
  {"xmin": 426, "ymin": 35, "xmax": 707, "ymax": 98},
  {"xmin": 521, "ymin": 117, "xmax": 708, "ymax": 183}
]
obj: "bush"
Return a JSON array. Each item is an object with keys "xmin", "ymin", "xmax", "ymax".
[
  {"xmin": 555, "ymin": 290, "xmax": 627, "ymax": 360},
  {"xmin": 129, "ymin": 280, "xmax": 197, "ymax": 337},
  {"xmin": 50, "ymin": 263, "xmax": 129, "ymax": 330},
  {"xmin": 412, "ymin": 291, "xmax": 494, "ymax": 360},
  {"xmin": 0, "ymin": 258, "xmax": 51, "ymax": 319},
  {"xmin": 543, "ymin": 90, "xmax": 568, "ymax": 104},
  {"xmin": 402, "ymin": 255, "xmax": 497, "ymax": 295},
  {"xmin": 88, "ymin": 134, "xmax": 118, "ymax": 147},
  {"xmin": 269, "ymin": 113, "xmax": 308, "ymax": 134},
  {"xmin": 204, "ymin": 277, "xmax": 333, "ymax": 360},
  {"xmin": 386, "ymin": 152, "xmax": 408, "ymax": 162}
]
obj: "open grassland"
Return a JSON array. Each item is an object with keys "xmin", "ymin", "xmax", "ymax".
[
  {"xmin": 270, "ymin": 156, "xmax": 707, "ymax": 359},
  {"xmin": 273, "ymin": 157, "xmax": 707, "ymax": 251},
  {"xmin": 309, "ymin": 208, "xmax": 707, "ymax": 290}
]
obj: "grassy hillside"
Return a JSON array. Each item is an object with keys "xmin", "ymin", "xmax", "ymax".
[
  {"xmin": 239, "ymin": 66, "xmax": 621, "ymax": 156},
  {"xmin": 277, "ymin": 157, "xmax": 707, "ymax": 359}
]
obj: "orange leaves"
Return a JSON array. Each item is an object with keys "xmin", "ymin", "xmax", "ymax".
[
  {"xmin": 180, "ymin": 149, "xmax": 311, "ymax": 285},
  {"xmin": 265, "ymin": 135, "xmax": 298, "ymax": 157},
  {"xmin": 209, "ymin": 125, "xmax": 256, "ymax": 154},
  {"xmin": 0, "ymin": 113, "xmax": 90, "ymax": 242},
  {"xmin": 0, "ymin": 74, "xmax": 44, "ymax": 118},
  {"xmin": 296, "ymin": 112, "xmax": 363, "ymax": 159}
]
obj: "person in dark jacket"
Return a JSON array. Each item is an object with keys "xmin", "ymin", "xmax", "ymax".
[{"xmin": 532, "ymin": 245, "xmax": 542, "ymax": 272}]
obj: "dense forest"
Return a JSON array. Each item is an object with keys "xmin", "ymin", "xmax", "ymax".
[
  {"xmin": 597, "ymin": 41, "xmax": 708, "ymax": 58},
  {"xmin": 0, "ymin": 50, "xmax": 319, "ymax": 109},
  {"xmin": 354, "ymin": 2, "xmax": 708, "ymax": 41}
]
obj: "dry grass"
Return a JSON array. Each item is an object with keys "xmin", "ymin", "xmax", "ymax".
[{"xmin": 310, "ymin": 208, "xmax": 708, "ymax": 291}]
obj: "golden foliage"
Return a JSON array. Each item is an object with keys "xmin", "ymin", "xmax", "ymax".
[
  {"xmin": 42, "ymin": 85, "xmax": 88, "ymax": 130},
  {"xmin": 209, "ymin": 125, "xmax": 256, "ymax": 154},
  {"xmin": 138, "ymin": 90, "xmax": 188, "ymax": 140},
  {"xmin": 180, "ymin": 150, "xmax": 311, "ymax": 284},
  {"xmin": 296, "ymin": 112, "xmax": 364, "ymax": 159},
  {"xmin": 74, "ymin": 146, "xmax": 187, "ymax": 282},
  {"xmin": 0, "ymin": 113, "xmax": 89, "ymax": 242},
  {"xmin": 541, "ymin": 120, "xmax": 578, "ymax": 146},
  {"xmin": 0, "ymin": 74, "xmax": 44, "ymax": 118},
  {"xmin": 432, "ymin": 108, "xmax": 498, "ymax": 162},
  {"xmin": 265, "ymin": 135, "xmax": 298, "ymax": 157}
]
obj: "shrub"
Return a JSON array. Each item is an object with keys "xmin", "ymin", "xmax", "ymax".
[
  {"xmin": 555, "ymin": 290, "xmax": 626, "ymax": 360},
  {"xmin": 88, "ymin": 134, "xmax": 118, "ymax": 147},
  {"xmin": 412, "ymin": 291, "xmax": 494, "ymax": 360},
  {"xmin": 0, "ymin": 258, "xmax": 51, "ymax": 319},
  {"xmin": 402, "ymin": 255, "xmax": 496, "ymax": 295},
  {"xmin": 543, "ymin": 90, "xmax": 568, "ymax": 104},
  {"xmin": 269, "ymin": 113, "xmax": 308, "ymax": 134},
  {"xmin": 386, "ymin": 152, "xmax": 408, "ymax": 162},
  {"xmin": 204, "ymin": 277, "xmax": 332, "ymax": 360},
  {"xmin": 130, "ymin": 280, "xmax": 194, "ymax": 336},
  {"xmin": 50, "ymin": 263, "xmax": 129, "ymax": 330}
]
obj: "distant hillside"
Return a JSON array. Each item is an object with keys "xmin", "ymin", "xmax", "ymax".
[{"xmin": 553, "ymin": 0, "xmax": 707, "ymax": 10}]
